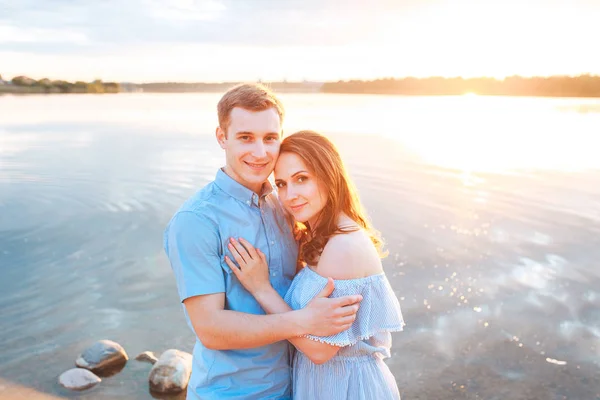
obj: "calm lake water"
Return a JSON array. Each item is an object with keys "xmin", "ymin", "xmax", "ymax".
[{"xmin": 1, "ymin": 93, "xmax": 599, "ymax": 399}]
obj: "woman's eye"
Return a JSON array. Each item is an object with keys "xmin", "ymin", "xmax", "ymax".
[
  {"xmin": 297, "ymin": 176, "xmax": 306, "ymax": 183},
  {"xmin": 276, "ymin": 182, "xmax": 285, "ymax": 188}
]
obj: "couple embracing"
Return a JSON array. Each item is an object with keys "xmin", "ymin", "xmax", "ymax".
[{"xmin": 164, "ymin": 83, "xmax": 405, "ymax": 399}]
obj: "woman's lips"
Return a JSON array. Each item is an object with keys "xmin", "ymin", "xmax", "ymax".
[{"xmin": 289, "ymin": 203, "xmax": 307, "ymax": 213}]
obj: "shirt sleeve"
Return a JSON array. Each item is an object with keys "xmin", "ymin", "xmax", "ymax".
[{"xmin": 164, "ymin": 210, "xmax": 225, "ymax": 302}]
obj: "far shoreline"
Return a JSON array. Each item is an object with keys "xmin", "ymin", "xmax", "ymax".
[
  {"xmin": 2, "ymin": 74, "xmax": 600, "ymax": 98},
  {"xmin": 2, "ymin": 89, "xmax": 600, "ymax": 99}
]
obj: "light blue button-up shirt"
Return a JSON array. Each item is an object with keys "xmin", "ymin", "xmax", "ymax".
[{"xmin": 164, "ymin": 169, "xmax": 298, "ymax": 400}]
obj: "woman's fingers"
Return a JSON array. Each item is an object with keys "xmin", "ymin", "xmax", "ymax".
[
  {"xmin": 258, "ymin": 249, "xmax": 267, "ymax": 263},
  {"xmin": 228, "ymin": 238, "xmax": 251, "ymax": 263},
  {"xmin": 228, "ymin": 241, "xmax": 246, "ymax": 265},
  {"xmin": 224, "ymin": 256, "xmax": 241, "ymax": 276},
  {"xmin": 238, "ymin": 237, "xmax": 258, "ymax": 259}
]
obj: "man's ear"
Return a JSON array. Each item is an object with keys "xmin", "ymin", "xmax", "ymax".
[{"xmin": 216, "ymin": 126, "xmax": 226, "ymax": 149}]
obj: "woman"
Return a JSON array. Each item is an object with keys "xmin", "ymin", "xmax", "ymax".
[{"xmin": 225, "ymin": 130, "xmax": 404, "ymax": 399}]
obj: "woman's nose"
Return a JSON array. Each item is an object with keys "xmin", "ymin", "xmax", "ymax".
[{"xmin": 286, "ymin": 185, "xmax": 298, "ymax": 199}]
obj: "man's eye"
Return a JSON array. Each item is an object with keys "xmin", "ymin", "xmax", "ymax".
[{"xmin": 240, "ymin": 136, "xmax": 251, "ymax": 141}]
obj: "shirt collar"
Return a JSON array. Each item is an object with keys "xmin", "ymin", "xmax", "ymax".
[{"xmin": 214, "ymin": 168, "xmax": 274, "ymax": 207}]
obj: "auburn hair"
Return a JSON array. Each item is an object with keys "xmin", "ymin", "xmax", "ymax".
[
  {"xmin": 217, "ymin": 83, "xmax": 285, "ymax": 134},
  {"xmin": 280, "ymin": 130, "xmax": 386, "ymax": 265}
]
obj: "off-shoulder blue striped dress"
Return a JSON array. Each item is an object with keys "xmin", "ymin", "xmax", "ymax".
[{"xmin": 284, "ymin": 266, "xmax": 405, "ymax": 400}]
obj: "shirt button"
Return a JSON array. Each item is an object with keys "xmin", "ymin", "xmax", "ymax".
[
  {"xmin": 271, "ymin": 272, "xmax": 277, "ymax": 277},
  {"xmin": 246, "ymin": 200, "xmax": 250, "ymax": 205},
  {"xmin": 270, "ymin": 241, "xmax": 275, "ymax": 245}
]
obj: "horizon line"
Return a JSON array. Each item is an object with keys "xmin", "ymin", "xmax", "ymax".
[{"xmin": 4, "ymin": 73, "xmax": 600, "ymax": 85}]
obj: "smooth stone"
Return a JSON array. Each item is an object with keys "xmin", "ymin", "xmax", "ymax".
[
  {"xmin": 148, "ymin": 349, "xmax": 192, "ymax": 394},
  {"xmin": 136, "ymin": 351, "xmax": 158, "ymax": 365},
  {"xmin": 75, "ymin": 340, "xmax": 128, "ymax": 373},
  {"xmin": 58, "ymin": 368, "xmax": 101, "ymax": 391}
]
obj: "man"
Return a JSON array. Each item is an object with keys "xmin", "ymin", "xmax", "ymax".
[{"xmin": 164, "ymin": 83, "xmax": 362, "ymax": 399}]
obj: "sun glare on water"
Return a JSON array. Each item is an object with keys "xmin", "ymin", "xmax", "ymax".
[
  {"xmin": 398, "ymin": 95, "xmax": 600, "ymax": 172},
  {"xmin": 308, "ymin": 94, "xmax": 600, "ymax": 174}
]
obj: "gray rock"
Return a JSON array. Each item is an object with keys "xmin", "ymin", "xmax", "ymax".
[
  {"xmin": 148, "ymin": 349, "xmax": 192, "ymax": 393},
  {"xmin": 135, "ymin": 351, "xmax": 158, "ymax": 365},
  {"xmin": 58, "ymin": 368, "xmax": 101, "ymax": 390},
  {"xmin": 75, "ymin": 340, "xmax": 128, "ymax": 373}
]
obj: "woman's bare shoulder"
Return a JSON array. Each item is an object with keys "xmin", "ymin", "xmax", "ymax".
[{"xmin": 315, "ymin": 229, "xmax": 383, "ymax": 280}]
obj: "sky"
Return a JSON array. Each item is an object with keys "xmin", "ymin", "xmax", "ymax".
[{"xmin": 1, "ymin": 0, "xmax": 600, "ymax": 82}]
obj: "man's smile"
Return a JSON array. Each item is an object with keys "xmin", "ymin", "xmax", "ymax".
[{"xmin": 244, "ymin": 161, "xmax": 270, "ymax": 170}]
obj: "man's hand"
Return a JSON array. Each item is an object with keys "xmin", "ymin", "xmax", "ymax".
[{"xmin": 299, "ymin": 278, "xmax": 362, "ymax": 337}]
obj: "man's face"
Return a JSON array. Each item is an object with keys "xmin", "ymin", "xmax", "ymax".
[{"xmin": 216, "ymin": 107, "xmax": 282, "ymax": 193}]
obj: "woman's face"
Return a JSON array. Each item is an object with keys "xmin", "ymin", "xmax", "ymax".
[{"xmin": 274, "ymin": 152, "xmax": 328, "ymax": 227}]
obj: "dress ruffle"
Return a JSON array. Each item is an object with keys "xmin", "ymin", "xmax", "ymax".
[{"xmin": 284, "ymin": 267, "xmax": 405, "ymax": 347}]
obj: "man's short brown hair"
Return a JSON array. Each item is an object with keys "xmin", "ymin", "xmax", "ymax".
[{"xmin": 217, "ymin": 83, "xmax": 285, "ymax": 134}]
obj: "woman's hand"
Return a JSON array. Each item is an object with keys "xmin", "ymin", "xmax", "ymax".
[{"xmin": 225, "ymin": 237, "xmax": 273, "ymax": 296}]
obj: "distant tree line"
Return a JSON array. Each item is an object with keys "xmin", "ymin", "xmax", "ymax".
[
  {"xmin": 321, "ymin": 75, "xmax": 600, "ymax": 97},
  {"xmin": 137, "ymin": 82, "xmax": 235, "ymax": 92},
  {"xmin": 137, "ymin": 81, "xmax": 321, "ymax": 93},
  {"xmin": 1, "ymin": 75, "xmax": 120, "ymax": 94},
  {"xmin": 4, "ymin": 73, "xmax": 600, "ymax": 97}
]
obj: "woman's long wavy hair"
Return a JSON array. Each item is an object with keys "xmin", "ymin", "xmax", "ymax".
[{"xmin": 279, "ymin": 130, "xmax": 387, "ymax": 266}]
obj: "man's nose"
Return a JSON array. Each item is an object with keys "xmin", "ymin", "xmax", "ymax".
[{"xmin": 252, "ymin": 141, "xmax": 267, "ymax": 158}]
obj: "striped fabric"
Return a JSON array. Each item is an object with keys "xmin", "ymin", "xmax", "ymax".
[{"xmin": 284, "ymin": 267, "xmax": 405, "ymax": 399}]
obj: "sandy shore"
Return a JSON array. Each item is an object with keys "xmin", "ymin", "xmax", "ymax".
[{"xmin": 0, "ymin": 378, "xmax": 65, "ymax": 400}]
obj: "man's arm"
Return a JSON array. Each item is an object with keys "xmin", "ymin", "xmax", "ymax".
[
  {"xmin": 184, "ymin": 293, "xmax": 303, "ymax": 350},
  {"xmin": 185, "ymin": 285, "xmax": 360, "ymax": 351}
]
